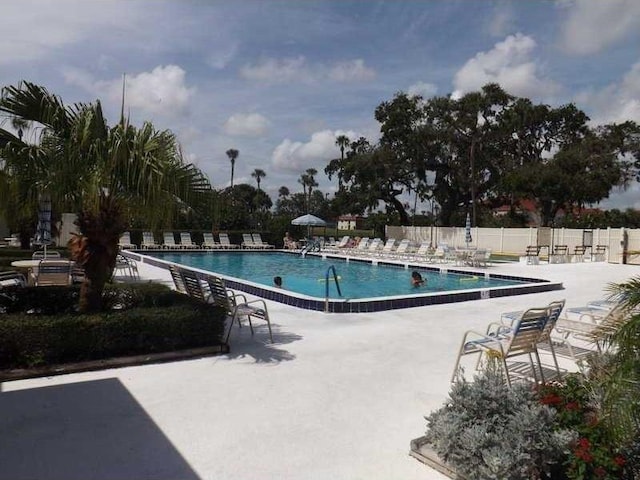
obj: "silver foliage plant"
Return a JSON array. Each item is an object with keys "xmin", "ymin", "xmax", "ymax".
[{"xmin": 424, "ymin": 363, "xmax": 574, "ymax": 480}]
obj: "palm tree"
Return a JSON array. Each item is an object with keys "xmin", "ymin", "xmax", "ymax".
[
  {"xmin": 305, "ymin": 168, "xmax": 318, "ymax": 211},
  {"xmin": 251, "ymin": 168, "xmax": 266, "ymax": 191},
  {"xmin": 278, "ymin": 186, "xmax": 290, "ymax": 198},
  {"xmin": 226, "ymin": 148, "xmax": 239, "ymax": 187},
  {"xmin": 595, "ymin": 278, "xmax": 640, "ymax": 444},
  {"xmin": 0, "ymin": 81, "xmax": 211, "ymax": 312},
  {"xmin": 335, "ymin": 134, "xmax": 349, "ymax": 190}
]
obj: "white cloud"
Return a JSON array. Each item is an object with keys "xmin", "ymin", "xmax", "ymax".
[
  {"xmin": 240, "ymin": 56, "xmax": 376, "ymax": 84},
  {"xmin": 206, "ymin": 43, "xmax": 239, "ymax": 70},
  {"xmin": 63, "ymin": 65, "xmax": 195, "ymax": 116},
  {"xmin": 487, "ymin": 4, "xmax": 514, "ymax": 37},
  {"xmin": 223, "ymin": 113, "xmax": 270, "ymax": 136},
  {"xmin": 328, "ymin": 59, "xmax": 376, "ymax": 82},
  {"xmin": 575, "ymin": 60, "xmax": 640, "ymax": 125},
  {"xmin": 240, "ymin": 56, "xmax": 311, "ymax": 83},
  {"xmin": 0, "ymin": 1, "xmax": 146, "ymax": 65},
  {"xmin": 271, "ymin": 129, "xmax": 359, "ymax": 172},
  {"xmin": 407, "ymin": 82, "xmax": 437, "ymax": 98},
  {"xmin": 560, "ymin": 0, "xmax": 640, "ymax": 55},
  {"xmin": 452, "ymin": 33, "xmax": 559, "ymax": 98}
]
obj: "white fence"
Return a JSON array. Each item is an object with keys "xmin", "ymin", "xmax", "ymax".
[{"xmin": 386, "ymin": 226, "xmax": 640, "ymax": 264}]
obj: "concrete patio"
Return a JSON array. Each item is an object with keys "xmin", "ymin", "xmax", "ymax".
[{"xmin": 2, "ymin": 259, "xmax": 639, "ymax": 480}]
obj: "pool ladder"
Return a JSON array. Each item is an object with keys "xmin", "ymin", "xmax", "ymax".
[{"xmin": 324, "ymin": 265, "xmax": 342, "ymax": 312}]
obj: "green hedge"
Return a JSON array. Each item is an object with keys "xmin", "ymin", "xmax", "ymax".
[{"xmin": 0, "ymin": 283, "xmax": 227, "ymax": 369}]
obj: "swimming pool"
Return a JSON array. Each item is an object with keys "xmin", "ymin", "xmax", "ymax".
[{"xmin": 131, "ymin": 251, "xmax": 563, "ymax": 313}]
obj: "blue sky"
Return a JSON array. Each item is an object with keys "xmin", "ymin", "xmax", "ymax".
[{"xmin": 2, "ymin": 0, "xmax": 640, "ymax": 209}]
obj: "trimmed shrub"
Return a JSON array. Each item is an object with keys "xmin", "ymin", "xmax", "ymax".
[{"xmin": 0, "ymin": 282, "xmax": 227, "ymax": 369}]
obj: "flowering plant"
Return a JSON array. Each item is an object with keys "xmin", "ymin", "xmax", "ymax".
[{"xmin": 538, "ymin": 375, "xmax": 625, "ymax": 479}]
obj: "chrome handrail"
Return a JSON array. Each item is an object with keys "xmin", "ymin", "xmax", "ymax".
[{"xmin": 324, "ymin": 265, "xmax": 342, "ymax": 312}]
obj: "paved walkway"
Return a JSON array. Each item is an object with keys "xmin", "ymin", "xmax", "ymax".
[{"xmin": 2, "ymin": 260, "xmax": 639, "ymax": 480}]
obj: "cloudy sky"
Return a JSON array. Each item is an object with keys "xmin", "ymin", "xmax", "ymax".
[{"xmin": 2, "ymin": 0, "xmax": 640, "ymax": 209}]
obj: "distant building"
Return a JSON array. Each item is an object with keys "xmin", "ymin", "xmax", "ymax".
[{"xmin": 337, "ymin": 214, "xmax": 365, "ymax": 230}]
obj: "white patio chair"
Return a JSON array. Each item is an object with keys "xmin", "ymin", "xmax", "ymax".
[{"xmin": 451, "ymin": 307, "xmax": 549, "ymax": 386}]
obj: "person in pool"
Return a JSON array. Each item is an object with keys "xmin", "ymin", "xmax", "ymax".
[
  {"xmin": 273, "ymin": 276, "xmax": 283, "ymax": 288},
  {"xmin": 411, "ymin": 271, "xmax": 425, "ymax": 287}
]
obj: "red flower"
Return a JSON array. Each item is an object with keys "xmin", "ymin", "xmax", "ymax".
[
  {"xmin": 565, "ymin": 401, "xmax": 580, "ymax": 411},
  {"xmin": 578, "ymin": 438, "xmax": 591, "ymax": 449},
  {"xmin": 594, "ymin": 466, "xmax": 607, "ymax": 477},
  {"xmin": 541, "ymin": 393, "xmax": 562, "ymax": 405},
  {"xmin": 614, "ymin": 456, "xmax": 626, "ymax": 467}
]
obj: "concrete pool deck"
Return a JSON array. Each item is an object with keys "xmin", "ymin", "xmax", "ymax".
[{"xmin": 2, "ymin": 260, "xmax": 639, "ymax": 480}]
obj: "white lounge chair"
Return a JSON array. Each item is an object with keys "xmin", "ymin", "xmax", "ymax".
[
  {"xmin": 0, "ymin": 270, "xmax": 26, "ymax": 289},
  {"xmin": 118, "ymin": 232, "xmax": 136, "ymax": 250},
  {"xmin": 141, "ymin": 231, "xmax": 160, "ymax": 249},
  {"xmin": 202, "ymin": 233, "xmax": 219, "ymax": 249},
  {"xmin": 410, "ymin": 242, "xmax": 433, "ymax": 262},
  {"xmin": 390, "ymin": 239, "xmax": 412, "ymax": 259},
  {"xmin": 252, "ymin": 233, "xmax": 275, "ymax": 249},
  {"xmin": 242, "ymin": 233, "xmax": 256, "ymax": 249},
  {"xmin": 180, "ymin": 232, "xmax": 199, "ymax": 249},
  {"xmin": 376, "ymin": 238, "xmax": 396, "ymax": 257},
  {"xmin": 164, "ymin": 232, "xmax": 184, "ymax": 249},
  {"xmin": 219, "ymin": 233, "xmax": 240, "ymax": 249}
]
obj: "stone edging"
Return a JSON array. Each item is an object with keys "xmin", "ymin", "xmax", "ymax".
[
  {"xmin": 0, "ymin": 344, "xmax": 230, "ymax": 382},
  {"xmin": 409, "ymin": 436, "xmax": 458, "ymax": 479}
]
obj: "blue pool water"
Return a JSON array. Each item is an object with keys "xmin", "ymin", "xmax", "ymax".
[{"xmin": 148, "ymin": 251, "xmax": 528, "ymax": 299}]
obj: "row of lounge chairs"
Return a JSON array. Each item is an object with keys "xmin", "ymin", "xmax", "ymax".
[
  {"xmin": 452, "ymin": 297, "xmax": 629, "ymax": 385},
  {"xmin": 323, "ymin": 236, "xmax": 492, "ymax": 266},
  {"xmin": 120, "ymin": 232, "xmax": 275, "ymax": 250},
  {"xmin": 169, "ymin": 265, "xmax": 273, "ymax": 343}
]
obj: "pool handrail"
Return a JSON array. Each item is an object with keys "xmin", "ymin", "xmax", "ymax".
[{"xmin": 324, "ymin": 265, "xmax": 342, "ymax": 312}]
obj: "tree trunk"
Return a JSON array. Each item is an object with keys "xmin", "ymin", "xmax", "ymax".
[{"xmin": 78, "ymin": 241, "xmax": 117, "ymax": 312}]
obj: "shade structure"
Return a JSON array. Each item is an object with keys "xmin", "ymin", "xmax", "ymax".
[
  {"xmin": 33, "ymin": 194, "xmax": 52, "ymax": 255},
  {"xmin": 464, "ymin": 212, "xmax": 472, "ymax": 247},
  {"xmin": 291, "ymin": 214, "xmax": 327, "ymax": 239},
  {"xmin": 291, "ymin": 214, "xmax": 327, "ymax": 226}
]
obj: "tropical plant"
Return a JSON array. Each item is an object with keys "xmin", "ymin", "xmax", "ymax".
[
  {"xmin": 0, "ymin": 81, "xmax": 211, "ymax": 312},
  {"xmin": 251, "ymin": 168, "xmax": 266, "ymax": 191},
  {"xmin": 226, "ymin": 148, "xmax": 239, "ymax": 187}
]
